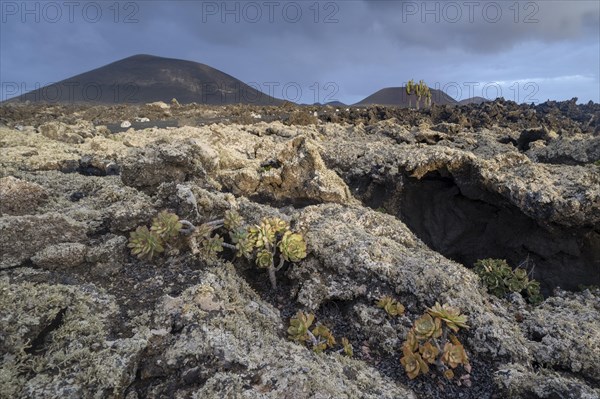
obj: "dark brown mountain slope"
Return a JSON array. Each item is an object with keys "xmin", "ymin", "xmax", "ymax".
[
  {"xmin": 6, "ymin": 54, "xmax": 283, "ymax": 105},
  {"xmin": 354, "ymin": 86, "xmax": 458, "ymax": 107},
  {"xmin": 458, "ymin": 96, "xmax": 490, "ymax": 105}
]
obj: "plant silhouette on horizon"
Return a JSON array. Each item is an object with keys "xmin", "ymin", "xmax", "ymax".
[{"xmin": 406, "ymin": 79, "xmax": 432, "ymax": 110}]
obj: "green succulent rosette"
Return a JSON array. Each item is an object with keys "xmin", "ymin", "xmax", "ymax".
[
  {"xmin": 266, "ymin": 217, "xmax": 289, "ymax": 235},
  {"xmin": 128, "ymin": 226, "xmax": 164, "ymax": 260},
  {"xmin": 414, "ymin": 313, "xmax": 443, "ymax": 340},
  {"xmin": 427, "ymin": 302, "xmax": 469, "ymax": 332},
  {"xmin": 278, "ymin": 231, "xmax": 307, "ymax": 262},
  {"xmin": 255, "ymin": 249, "xmax": 273, "ymax": 269},
  {"xmin": 224, "ymin": 210, "xmax": 244, "ymax": 231},
  {"xmin": 150, "ymin": 211, "xmax": 182, "ymax": 241},
  {"xmin": 287, "ymin": 311, "xmax": 314, "ymax": 341}
]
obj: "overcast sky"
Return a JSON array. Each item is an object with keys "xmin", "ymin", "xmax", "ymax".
[{"xmin": 1, "ymin": 0, "xmax": 599, "ymax": 104}]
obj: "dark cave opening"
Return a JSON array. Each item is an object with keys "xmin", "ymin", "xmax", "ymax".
[{"xmin": 349, "ymin": 170, "xmax": 600, "ymax": 295}]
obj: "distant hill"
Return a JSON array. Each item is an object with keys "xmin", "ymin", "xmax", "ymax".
[
  {"xmin": 5, "ymin": 54, "xmax": 283, "ymax": 105},
  {"xmin": 325, "ymin": 101, "xmax": 346, "ymax": 107},
  {"xmin": 354, "ymin": 87, "xmax": 458, "ymax": 107},
  {"xmin": 458, "ymin": 96, "xmax": 490, "ymax": 105}
]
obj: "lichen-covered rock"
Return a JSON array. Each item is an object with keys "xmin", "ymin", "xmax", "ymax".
[
  {"xmin": 86, "ymin": 234, "xmax": 128, "ymax": 264},
  {"xmin": 431, "ymin": 122, "xmax": 463, "ymax": 135},
  {"xmin": 366, "ymin": 118, "xmax": 415, "ymax": 144},
  {"xmin": 0, "ymin": 275, "xmax": 148, "ymax": 398},
  {"xmin": 106, "ymin": 194, "xmax": 156, "ymax": 232},
  {"xmin": 271, "ymin": 136, "xmax": 354, "ymax": 204},
  {"xmin": 133, "ymin": 264, "xmax": 416, "ymax": 399},
  {"xmin": 120, "ymin": 139, "xmax": 210, "ymax": 191},
  {"xmin": 31, "ymin": 242, "xmax": 88, "ymax": 270},
  {"xmin": 146, "ymin": 101, "xmax": 170, "ymax": 110},
  {"xmin": 39, "ymin": 121, "xmax": 85, "ymax": 144},
  {"xmin": 0, "ymin": 213, "xmax": 86, "ymax": 268},
  {"xmin": 218, "ymin": 134, "xmax": 355, "ymax": 205},
  {"xmin": 494, "ymin": 363, "xmax": 600, "ymax": 399},
  {"xmin": 293, "ymin": 204, "xmax": 530, "ymax": 361},
  {"xmin": 0, "ymin": 126, "xmax": 81, "ymax": 171},
  {"xmin": 517, "ymin": 126, "xmax": 559, "ymax": 151},
  {"xmin": 0, "ymin": 176, "xmax": 48, "ymax": 215},
  {"xmin": 319, "ymin": 124, "xmax": 600, "ymax": 291},
  {"xmin": 78, "ymin": 154, "xmax": 120, "ymax": 176},
  {"xmin": 521, "ymin": 289, "xmax": 600, "ymax": 381},
  {"xmin": 320, "ymin": 131, "xmax": 600, "ymax": 227},
  {"xmin": 85, "ymin": 235, "xmax": 128, "ymax": 276},
  {"xmin": 526, "ymin": 134, "xmax": 600, "ymax": 165}
]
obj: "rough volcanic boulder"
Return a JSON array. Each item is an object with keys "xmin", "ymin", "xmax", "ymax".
[
  {"xmin": 0, "ymin": 176, "xmax": 48, "ymax": 215},
  {"xmin": 0, "ymin": 213, "xmax": 86, "ymax": 268}
]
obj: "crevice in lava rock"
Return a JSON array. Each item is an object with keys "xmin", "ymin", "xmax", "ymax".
[{"xmin": 349, "ymin": 170, "xmax": 600, "ymax": 295}]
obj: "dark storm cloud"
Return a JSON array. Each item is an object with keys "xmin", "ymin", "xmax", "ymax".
[
  {"xmin": 1, "ymin": 0, "xmax": 598, "ymax": 104},
  {"xmin": 362, "ymin": 0, "xmax": 599, "ymax": 52}
]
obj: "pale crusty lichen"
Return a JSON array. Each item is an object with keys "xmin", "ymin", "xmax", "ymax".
[{"xmin": 0, "ymin": 275, "xmax": 147, "ymax": 398}]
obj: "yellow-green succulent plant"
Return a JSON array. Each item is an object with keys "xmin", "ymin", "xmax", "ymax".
[
  {"xmin": 312, "ymin": 324, "xmax": 336, "ymax": 353},
  {"xmin": 376, "ymin": 295, "xmax": 405, "ymax": 317},
  {"xmin": 403, "ymin": 329, "xmax": 419, "ymax": 353},
  {"xmin": 287, "ymin": 311, "xmax": 315, "ymax": 342},
  {"xmin": 249, "ymin": 222, "xmax": 276, "ymax": 249},
  {"xmin": 194, "ymin": 223, "xmax": 215, "ymax": 239},
  {"xmin": 234, "ymin": 231, "xmax": 254, "ymax": 259},
  {"xmin": 150, "ymin": 211, "xmax": 182, "ymax": 241},
  {"xmin": 427, "ymin": 302, "xmax": 469, "ymax": 332},
  {"xmin": 442, "ymin": 340, "xmax": 469, "ymax": 369},
  {"xmin": 129, "ymin": 211, "xmax": 307, "ymax": 289},
  {"xmin": 414, "ymin": 314, "xmax": 443, "ymax": 340},
  {"xmin": 201, "ymin": 235, "xmax": 224, "ymax": 259},
  {"xmin": 279, "ymin": 231, "xmax": 307, "ymax": 262},
  {"xmin": 266, "ymin": 217, "xmax": 289, "ymax": 235},
  {"xmin": 243, "ymin": 217, "xmax": 308, "ymax": 289},
  {"xmin": 128, "ymin": 225, "xmax": 164, "ymax": 260},
  {"xmin": 287, "ymin": 312, "xmax": 351, "ymax": 356},
  {"xmin": 256, "ymin": 249, "xmax": 274, "ymax": 269},
  {"xmin": 224, "ymin": 210, "xmax": 244, "ymax": 231}
]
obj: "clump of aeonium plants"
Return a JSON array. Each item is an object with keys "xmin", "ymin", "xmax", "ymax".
[
  {"xmin": 128, "ymin": 211, "xmax": 182, "ymax": 260},
  {"xmin": 287, "ymin": 311, "xmax": 353, "ymax": 356},
  {"xmin": 400, "ymin": 302, "xmax": 471, "ymax": 386},
  {"xmin": 231, "ymin": 215, "xmax": 307, "ymax": 289},
  {"xmin": 474, "ymin": 258, "xmax": 543, "ymax": 305},
  {"xmin": 128, "ymin": 210, "xmax": 307, "ymax": 289}
]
